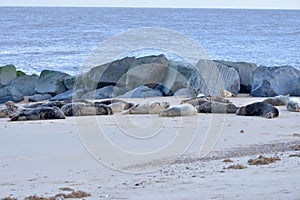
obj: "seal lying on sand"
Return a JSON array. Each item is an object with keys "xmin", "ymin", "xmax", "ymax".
[
  {"xmin": 159, "ymin": 103, "xmax": 197, "ymax": 117},
  {"xmin": 181, "ymin": 96, "xmax": 231, "ymax": 107},
  {"xmin": 93, "ymin": 99, "xmax": 134, "ymax": 113},
  {"xmin": 287, "ymin": 98, "xmax": 300, "ymax": 112},
  {"xmin": 9, "ymin": 106, "xmax": 65, "ymax": 121},
  {"xmin": 262, "ymin": 95, "xmax": 290, "ymax": 106},
  {"xmin": 196, "ymin": 101, "xmax": 238, "ymax": 114},
  {"xmin": 122, "ymin": 101, "xmax": 170, "ymax": 114},
  {"xmin": 236, "ymin": 102, "xmax": 279, "ymax": 119},
  {"xmin": 0, "ymin": 106, "xmax": 9, "ymax": 118},
  {"xmin": 24, "ymin": 101, "xmax": 69, "ymax": 109},
  {"xmin": 61, "ymin": 102, "xmax": 113, "ymax": 116},
  {"xmin": 4, "ymin": 101, "xmax": 26, "ymax": 116}
]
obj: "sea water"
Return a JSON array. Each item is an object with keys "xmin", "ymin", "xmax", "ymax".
[{"xmin": 0, "ymin": 7, "xmax": 299, "ymax": 75}]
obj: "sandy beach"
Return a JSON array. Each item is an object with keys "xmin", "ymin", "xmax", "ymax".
[{"xmin": 0, "ymin": 96, "xmax": 299, "ymax": 199}]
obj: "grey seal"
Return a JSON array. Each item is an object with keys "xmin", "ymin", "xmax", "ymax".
[
  {"xmin": 61, "ymin": 102, "xmax": 113, "ymax": 116},
  {"xmin": 287, "ymin": 98, "xmax": 300, "ymax": 112},
  {"xmin": 159, "ymin": 103, "xmax": 197, "ymax": 117},
  {"xmin": 122, "ymin": 101, "xmax": 170, "ymax": 114},
  {"xmin": 196, "ymin": 101, "xmax": 238, "ymax": 114},
  {"xmin": 181, "ymin": 96, "xmax": 231, "ymax": 107},
  {"xmin": 9, "ymin": 106, "xmax": 65, "ymax": 121},
  {"xmin": 262, "ymin": 95, "xmax": 290, "ymax": 106},
  {"xmin": 236, "ymin": 102, "xmax": 279, "ymax": 119}
]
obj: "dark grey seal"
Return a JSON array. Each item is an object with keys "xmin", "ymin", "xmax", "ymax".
[
  {"xmin": 10, "ymin": 106, "xmax": 65, "ymax": 121},
  {"xmin": 61, "ymin": 102, "xmax": 113, "ymax": 116},
  {"xmin": 196, "ymin": 102, "xmax": 238, "ymax": 114},
  {"xmin": 236, "ymin": 102, "xmax": 279, "ymax": 119}
]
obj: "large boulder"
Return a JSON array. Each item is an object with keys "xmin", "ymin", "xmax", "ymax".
[
  {"xmin": 51, "ymin": 89, "xmax": 86, "ymax": 101},
  {"xmin": 28, "ymin": 94, "xmax": 52, "ymax": 102},
  {"xmin": 75, "ymin": 55, "xmax": 169, "ymax": 92},
  {"xmin": 81, "ymin": 86, "xmax": 127, "ymax": 99},
  {"xmin": 64, "ymin": 76, "xmax": 75, "ymax": 90},
  {"xmin": 214, "ymin": 60, "xmax": 257, "ymax": 93},
  {"xmin": 0, "ymin": 65, "xmax": 16, "ymax": 86},
  {"xmin": 10, "ymin": 74, "xmax": 39, "ymax": 96},
  {"xmin": 173, "ymin": 88, "xmax": 196, "ymax": 98},
  {"xmin": 35, "ymin": 70, "xmax": 70, "ymax": 95},
  {"xmin": 126, "ymin": 62, "xmax": 167, "ymax": 90},
  {"xmin": 79, "ymin": 57, "xmax": 137, "ymax": 91},
  {"xmin": 188, "ymin": 60, "xmax": 240, "ymax": 96},
  {"xmin": 0, "ymin": 86, "xmax": 24, "ymax": 103},
  {"xmin": 251, "ymin": 66, "xmax": 300, "ymax": 97},
  {"xmin": 118, "ymin": 86, "xmax": 163, "ymax": 98},
  {"xmin": 161, "ymin": 60, "xmax": 195, "ymax": 95}
]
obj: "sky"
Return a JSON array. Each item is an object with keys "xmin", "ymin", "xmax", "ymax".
[{"xmin": 0, "ymin": 0, "xmax": 300, "ymax": 9}]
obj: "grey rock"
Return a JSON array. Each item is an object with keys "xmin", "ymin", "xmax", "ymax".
[
  {"xmin": 188, "ymin": 60, "xmax": 240, "ymax": 96},
  {"xmin": 75, "ymin": 55, "xmax": 169, "ymax": 92},
  {"xmin": 10, "ymin": 74, "xmax": 39, "ymax": 96},
  {"xmin": 126, "ymin": 62, "xmax": 167, "ymax": 90},
  {"xmin": 250, "ymin": 66, "xmax": 300, "ymax": 97},
  {"xmin": 64, "ymin": 76, "xmax": 75, "ymax": 90},
  {"xmin": 28, "ymin": 94, "xmax": 52, "ymax": 102},
  {"xmin": 118, "ymin": 86, "xmax": 163, "ymax": 98},
  {"xmin": 35, "ymin": 70, "xmax": 70, "ymax": 95},
  {"xmin": 51, "ymin": 89, "xmax": 86, "ymax": 101},
  {"xmin": 173, "ymin": 88, "xmax": 196, "ymax": 98},
  {"xmin": 0, "ymin": 86, "xmax": 24, "ymax": 103},
  {"xmin": 214, "ymin": 60, "xmax": 257, "ymax": 93},
  {"xmin": 80, "ymin": 57, "xmax": 137, "ymax": 91},
  {"xmin": 0, "ymin": 65, "xmax": 16, "ymax": 86},
  {"xmin": 136, "ymin": 54, "xmax": 168, "ymax": 65},
  {"xmin": 81, "ymin": 85, "xmax": 126, "ymax": 99},
  {"xmin": 162, "ymin": 60, "xmax": 195, "ymax": 94}
]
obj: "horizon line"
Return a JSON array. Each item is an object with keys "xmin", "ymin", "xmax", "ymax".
[{"xmin": 0, "ymin": 5, "xmax": 299, "ymax": 10}]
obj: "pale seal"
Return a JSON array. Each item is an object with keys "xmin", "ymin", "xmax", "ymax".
[
  {"xmin": 61, "ymin": 102, "xmax": 113, "ymax": 116},
  {"xmin": 122, "ymin": 101, "xmax": 170, "ymax": 114},
  {"xmin": 9, "ymin": 106, "xmax": 65, "ymax": 121},
  {"xmin": 221, "ymin": 89, "xmax": 236, "ymax": 98},
  {"xmin": 287, "ymin": 98, "xmax": 300, "ymax": 112},
  {"xmin": 262, "ymin": 95, "xmax": 290, "ymax": 106},
  {"xmin": 159, "ymin": 103, "xmax": 197, "ymax": 117},
  {"xmin": 236, "ymin": 102, "xmax": 279, "ymax": 119},
  {"xmin": 196, "ymin": 101, "xmax": 238, "ymax": 114}
]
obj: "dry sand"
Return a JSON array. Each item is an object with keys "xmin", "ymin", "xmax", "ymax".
[{"xmin": 0, "ymin": 96, "xmax": 299, "ymax": 199}]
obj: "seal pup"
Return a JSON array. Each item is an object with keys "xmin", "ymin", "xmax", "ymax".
[
  {"xmin": 196, "ymin": 101, "xmax": 238, "ymax": 114},
  {"xmin": 287, "ymin": 98, "xmax": 300, "ymax": 112},
  {"xmin": 9, "ymin": 106, "xmax": 65, "ymax": 121},
  {"xmin": 61, "ymin": 102, "xmax": 113, "ymax": 116},
  {"xmin": 262, "ymin": 95, "xmax": 290, "ymax": 106},
  {"xmin": 122, "ymin": 101, "xmax": 170, "ymax": 114},
  {"xmin": 159, "ymin": 103, "xmax": 197, "ymax": 117},
  {"xmin": 236, "ymin": 102, "xmax": 279, "ymax": 119}
]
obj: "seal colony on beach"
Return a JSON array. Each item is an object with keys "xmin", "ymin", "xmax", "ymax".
[{"xmin": 1, "ymin": 95, "xmax": 300, "ymax": 121}]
